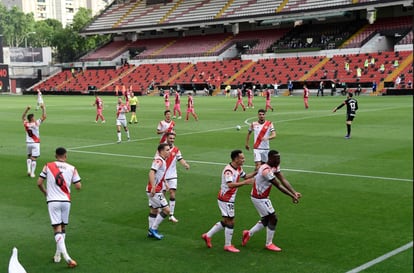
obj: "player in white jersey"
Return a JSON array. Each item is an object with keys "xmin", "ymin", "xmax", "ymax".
[
  {"xmin": 36, "ymin": 89, "xmax": 44, "ymax": 110},
  {"xmin": 242, "ymin": 150, "xmax": 301, "ymax": 252},
  {"xmin": 146, "ymin": 143, "xmax": 171, "ymax": 240},
  {"xmin": 37, "ymin": 147, "xmax": 81, "ymax": 268},
  {"xmin": 245, "ymin": 109, "xmax": 276, "ymax": 170},
  {"xmin": 22, "ymin": 104, "xmax": 46, "ymax": 178},
  {"xmin": 157, "ymin": 110, "xmax": 175, "ymax": 143},
  {"xmin": 202, "ymin": 150, "xmax": 256, "ymax": 253},
  {"xmin": 116, "ymin": 97, "xmax": 130, "ymax": 143},
  {"xmin": 164, "ymin": 132, "xmax": 190, "ymax": 222}
]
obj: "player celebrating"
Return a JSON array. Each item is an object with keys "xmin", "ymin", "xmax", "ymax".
[
  {"xmin": 245, "ymin": 109, "xmax": 276, "ymax": 170},
  {"xmin": 22, "ymin": 104, "xmax": 46, "ymax": 178},
  {"xmin": 92, "ymin": 94, "xmax": 106, "ymax": 123},
  {"xmin": 36, "ymin": 89, "xmax": 44, "ymax": 110},
  {"xmin": 157, "ymin": 110, "xmax": 175, "ymax": 143},
  {"xmin": 37, "ymin": 147, "xmax": 82, "ymax": 267},
  {"xmin": 163, "ymin": 133, "xmax": 190, "ymax": 222},
  {"xmin": 233, "ymin": 88, "xmax": 246, "ymax": 111},
  {"xmin": 332, "ymin": 92, "xmax": 358, "ymax": 139},
  {"xmin": 202, "ymin": 150, "xmax": 256, "ymax": 252},
  {"xmin": 147, "ymin": 143, "xmax": 171, "ymax": 240},
  {"xmin": 173, "ymin": 90, "xmax": 182, "ymax": 119},
  {"xmin": 186, "ymin": 93, "xmax": 199, "ymax": 121},
  {"xmin": 116, "ymin": 97, "xmax": 130, "ymax": 143},
  {"xmin": 242, "ymin": 150, "xmax": 301, "ymax": 251}
]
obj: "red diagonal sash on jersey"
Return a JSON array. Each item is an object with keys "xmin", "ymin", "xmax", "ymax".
[
  {"xmin": 24, "ymin": 122, "xmax": 40, "ymax": 143},
  {"xmin": 218, "ymin": 167, "xmax": 240, "ymax": 201},
  {"xmin": 147, "ymin": 159, "xmax": 167, "ymax": 193},
  {"xmin": 253, "ymin": 121, "xmax": 271, "ymax": 149},
  {"xmin": 160, "ymin": 121, "xmax": 175, "ymax": 143},
  {"xmin": 165, "ymin": 146, "xmax": 178, "ymax": 170},
  {"xmin": 47, "ymin": 162, "xmax": 71, "ymax": 201}
]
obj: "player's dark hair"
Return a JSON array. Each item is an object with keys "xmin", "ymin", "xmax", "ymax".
[
  {"xmin": 157, "ymin": 143, "xmax": 169, "ymax": 152},
  {"xmin": 268, "ymin": 150, "xmax": 280, "ymax": 158},
  {"xmin": 258, "ymin": 109, "xmax": 266, "ymax": 114},
  {"xmin": 231, "ymin": 149, "xmax": 243, "ymax": 160},
  {"xmin": 348, "ymin": 92, "xmax": 353, "ymax": 97},
  {"xmin": 27, "ymin": 113, "xmax": 34, "ymax": 120},
  {"xmin": 166, "ymin": 132, "xmax": 176, "ymax": 137},
  {"xmin": 56, "ymin": 147, "xmax": 67, "ymax": 156},
  {"xmin": 164, "ymin": 110, "xmax": 171, "ymax": 115}
]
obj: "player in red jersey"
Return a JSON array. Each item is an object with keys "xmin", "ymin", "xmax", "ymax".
[
  {"xmin": 265, "ymin": 88, "xmax": 274, "ymax": 112},
  {"xmin": 242, "ymin": 150, "xmax": 301, "ymax": 251},
  {"xmin": 22, "ymin": 104, "xmax": 46, "ymax": 178},
  {"xmin": 92, "ymin": 95, "xmax": 106, "ymax": 123},
  {"xmin": 303, "ymin": 84, "xmax": 310, "ymax": 109},
  {"xmin": 186, "ymin": 94, "xmax": 199, "ymax": 121},
  {"xmin": 233, "ymin": 88, "xmax": 246, "ymax": 111},
  {"xmin": 246, "ymin": 88, "xmax": 254, "ymax": 108},
  {"xmin": 173, "ymin": 90, "xmax": 182, "ymax": 119},
  {"xmin": 202, "ymin": 150, "xmax": 256, "ymax": 253}
]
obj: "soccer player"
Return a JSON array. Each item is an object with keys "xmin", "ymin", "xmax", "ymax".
[
  {"xmin": 245, "ymin": 109, "xmax": 276, "ymax": 170},
  {"xmin": 157, "ymin": 110, "xmax": 175, "ymax": 143},
  {"xmin": 36, "ymin": 89, "xmax": 44, "ymax": 110},
  {"xmin": 173, "ymin": 90, "xmax": 182, "ymax": 119},
  {"xmin": 202, "ymin": 150, "xmax": 256, "ymax": 253},
  {"xmin": 185, "ymin": 93, "xmax": 199, "ymax": 121},
  {"xmin": 242, "ymin": 150, "xmax": 301, "ymax": 251},
  {"xmin": 246, "ymin": 88, "xmax": 254, "ymax": 108},
  {"xmin": 233, "ymin": 88, "xmax": 246, "ymax": 111},
  {"xmin": 37, "ymin": 147, "xmax": 82, "ymax": 267},
  {"xmin": 22, "ymin": 104, "xmax": 46, "ymax": 178},
  {"xmin": 163, "ymin": 132, "xmax": 190, "ymax": 222},
  {"xmin": 265, "ymin": 88, "xmax": 274, "ymax": 112},
  {"xmin": 303, "ymin": 84, "xmax": 310, "ymax": 109},
  {"xmin": 116, "ymin": 97, "xmax": 130, "ymax": 143},
  {"xmin": 129, "ymin": 92, "xmax": 139, "ymax": 124},
  {"xmin": 92, "ymin": 95, "xmax": 106, "ymax": 123},
  {"xmin": 332, "ymin": 92, "xmax": 358, "ymax": 139},
  {"xmin": 146, "ymin": 143, "xmax": 171, "ymax": 240},
  {"xmin": 164, "ymin": 89, "xmax": 170, "ymax": 110}
]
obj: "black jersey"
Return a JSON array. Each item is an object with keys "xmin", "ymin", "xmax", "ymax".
[{"xmin": 344, "ymin": 98, "xmax": 358, "ymax": 116}]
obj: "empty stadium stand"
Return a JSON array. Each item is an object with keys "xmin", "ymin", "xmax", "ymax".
[{"xmin": 30, "ymin": 1, "xmax": 413, "ymax": 95}]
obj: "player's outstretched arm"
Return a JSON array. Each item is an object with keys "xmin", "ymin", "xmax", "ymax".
[{"xmin": 22, "ymin": 106, "xmax": 31, "ymax": 121}]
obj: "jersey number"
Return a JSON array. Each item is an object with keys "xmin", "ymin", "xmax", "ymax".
[{"xmin": 55, "ymin": 172, "xmax": 65, "ymax": 187}]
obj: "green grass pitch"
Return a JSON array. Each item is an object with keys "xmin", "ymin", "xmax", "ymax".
[{"xmin": 0, "ymin": 94, "xmax": 412, "ymax": 273}]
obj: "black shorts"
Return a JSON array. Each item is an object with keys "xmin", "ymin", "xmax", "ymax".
[
  {"xmin": 130, "ymin": 105, "xmax": 136, "ymax": 112},
  {"xmin": 346, "ymin": 114, "xmax": 355, "ymax": 121}
]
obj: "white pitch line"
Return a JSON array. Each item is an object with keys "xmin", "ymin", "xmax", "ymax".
[
  {"xmin": 68, "ymin": 149, "xmax": 412, "ymax": 182},
  {"xmin": 345, "ymin": 241, "xmax": 413, "ymax": 273},
  {"xmin": 283, "ymin": 168, "xmax": 412, "ymax": 182},
  {"xmin": 69, "ymin": 126, "xmax": 239, "ymax": 150}
]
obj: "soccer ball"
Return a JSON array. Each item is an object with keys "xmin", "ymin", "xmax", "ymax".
[{"xmin": 236, "ymin": 125, "xmax": 241, "ymax": 131}]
